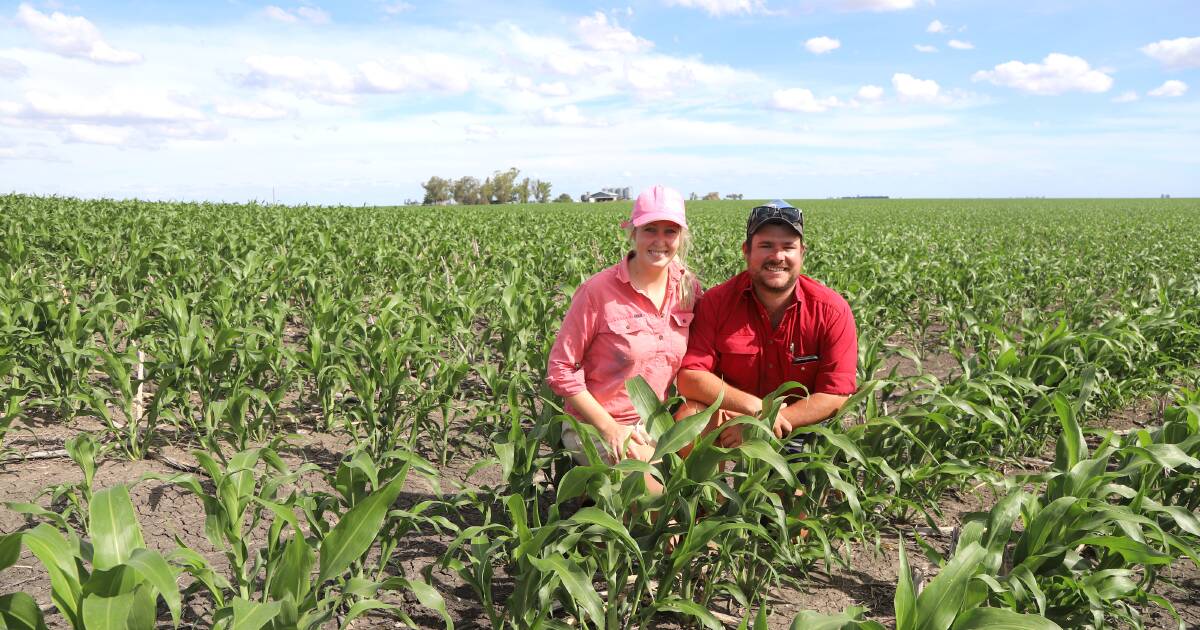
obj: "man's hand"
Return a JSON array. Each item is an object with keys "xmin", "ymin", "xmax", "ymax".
[
  {"xmin": 772, "ymin": 415, "xmax": 793, "ymax": 439},
  {"xmin": 770, "ymin": 402, "xmax": 792, "ymax": 438}
]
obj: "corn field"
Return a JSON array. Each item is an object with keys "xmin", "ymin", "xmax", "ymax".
[{"xmin": 0, "ymin": 193, "xmax": 1198, "ymax": 629}]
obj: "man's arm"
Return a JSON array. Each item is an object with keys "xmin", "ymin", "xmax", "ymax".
[
  {"xmin": 676, "ymin": 368, "xmax": 762, "ymax": 416},
  {"xmin": 779, "ymin": 392, "xmax": 849, "ymax": 431}
]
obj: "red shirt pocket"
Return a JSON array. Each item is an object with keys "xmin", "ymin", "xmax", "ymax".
[
  {"xmin": 716, "ymin": 334, "xmax": 759, "ymax": 392},
  {"xmin": 785, "ymin": 357, "xmax": 820, "ymax": 397},
  {"xmin": 607, "ymin": 317, "xmax": 653, "ymax": 335}
]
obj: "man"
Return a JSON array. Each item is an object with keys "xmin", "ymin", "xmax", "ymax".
[{"xmin": 676, "ymin": 200, "xmax": 858, "ymax": 453}]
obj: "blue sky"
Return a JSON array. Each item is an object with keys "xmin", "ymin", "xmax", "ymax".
[{"xmin": 0, "ymin": 0, "xmax": 1197, "ymax": 204}]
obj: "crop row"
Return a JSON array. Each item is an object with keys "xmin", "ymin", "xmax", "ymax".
[{"xmin": 0, "ymin": 194, "xmax": 1198, "ymax": 628}]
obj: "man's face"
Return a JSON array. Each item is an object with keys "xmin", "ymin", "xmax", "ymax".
[{"xmin": 742, "ymin": 223, "xmax": 804, "ymax": 295}]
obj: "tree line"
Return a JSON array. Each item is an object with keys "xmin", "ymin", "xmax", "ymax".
[{"xmin": 422, "ymin": 168, "xmax": 569, "ymax": 205}]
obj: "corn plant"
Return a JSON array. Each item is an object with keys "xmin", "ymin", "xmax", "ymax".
[{"xmin": 0, "ymin": 484, "xmax": 182, "ymax": 629}]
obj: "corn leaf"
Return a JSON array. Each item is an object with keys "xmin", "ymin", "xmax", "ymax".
[
  {"xmin": 81, "ymin": 592, "xmax": 134, "ymax": 630},
  {"xmin": 0, "ymin": 592, "xmax": 47, "ymax": 630},
  {"xmin": 527, "ymin": 554, "xmax": 604, "ymax": 628},
  {"xmin": 89, "ymin": 485, "xmax": 146, "ymax": 571},
  {"xmin": 21, "ymin": 524, "xmax": 82, "ymax": 627},
  {"xmin": 221, "ymin": 598, "xmax": 282, "ymax": 630},
  {"xmin": 124, "ymin": 548, "xmax": 182, "ymax": 627},
  {"xmin": 651, "ymin": 598, "xmax": 724, "ymax": 630},
  {"xmin": 318, "ymin": 472, "xmax": 406, "ymax": 583},
  {"xmin": 895, "ymin": 537, "xmax": 916, "ymax": 630},
  {"xmin": 914, "ymin": 542, "xmax": 985, "ymax": 630},
  {"xmin": 950, "ymin": 607, "xmax": 1063, "ymax": 630}
]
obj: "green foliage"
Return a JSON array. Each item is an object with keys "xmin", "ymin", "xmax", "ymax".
[{"xmin": 1, "ymin": 195, "xmax": 1199, "ymax": 626}]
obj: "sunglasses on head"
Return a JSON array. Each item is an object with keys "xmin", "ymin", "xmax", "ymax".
[{"xmin": 749, "ymin": 204, "xmax": 803, "ymax": 227}]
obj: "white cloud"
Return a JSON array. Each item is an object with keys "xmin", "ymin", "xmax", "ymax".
[
  {"xmin": 857, "ymin": 84, "xmax": 884, "ymax": 100},
  {"xmin": 241, "ymin": 55, "xmax": 358, "ymax": 104},
  {"xmin": 464, "ymin": 124, "xmax": 496, "ymax": 142},
  {"xmin": 971, "ymin": 53, "xmax": 1113, "ymax": 95},
  {"xmin": 1141, "ymin": 37, "xmax": 1200, "ymax": 69},
  {"xmin": 263, "ymin": 5, "xmax": 331, "ymax": 24},
  {"xmin": 664, "ymin": 0, "xmax": 766, "ymax": 16},
  {"xmin": 770, "ymin": 88, "xmax": 842, "ymax": 112},
  {"xmin": 507, "ymin": 27, "xmax": 602, "ymax": 77},
  {"xmin": 378, "ymin": 1, "xmax": 414, "ymax": 15},
  {"xmin": 1148, "ymin": 80, "xmax": 1188, "ymax": 98},
  {"xmin": 66, "ymin": 124, "xmax": 133, "ymax": 146},
  {"xmin": 837, "ymin": 0, "xmax": 918, "ymax": 12},
  {"xmin": 1112, "ymin": 91, "xmax": 1138, "ymax": 103},
  {"xmin": 6, "ymin": 89, "xmax": 222, "ymax": 147},
  {"xmin": 948, "ymin": 39, "xmax": 974, "ymax": 50},
  {"xmin": 914, "ymin": 44, "xmax": 937, "ymax": 53},
  {"xmin": 216, "ymin": 101, "xmax": 291, "ymax": 120},
  {"xmin": 805, "ymin": 36, "xmax": 841, "ymax": 54},
  {"xmin": 239, "ymin": 53, "xmax": 477, "ymax": 104},
  {"xmin": 891, "ymin": 73, "xmax": 940, "ymax": 102},
  {"xmin": 14, "ymin": 3, "xmax": 142, "ymax": 65},
  {"xmin": 500, "ymin": 24, "xmax": 755, "ymax": 100},
  {"xmin": 623, "ymin": 54, "xmax": 748, "ymax": 98},
  {"xmin": 536, "ymin": 104, "xmax": 594, "ymax": 125},
  {"xmin": 0, "ymin": 101, "xmax": 25, "ymax": 116},
  {"xmin": 263, "ymin": 6, "xmax": 298, "ymax": 23},
  {"xmin": 296, "ymin": 7, "xmax": 331, "ymax": 23},
  {"xmin": 512, "ymin": 76, "xmax": 571, "ymax": 97},
  {"xmin": 575, "ymin": 12, "xmax": 651, "ymax": 53},
  {"xmin": 24, "ymin": 91, "xmax": 206, "ymax": 123},
  {"xmin": 0, "ymin": 57, "xmax": 28, "ymax": 78},
  {"xmin": 926, "ymin": 19, "xmax": 946, "ymax": 33},
  {"xmin": 358, "ymin": 55, "xmax": 475, "ymax": 93}
]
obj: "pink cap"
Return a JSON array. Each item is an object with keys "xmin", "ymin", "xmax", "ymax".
[{"xmin": 622, "ymin": 185, "xmax": 687, "ymax": 229}]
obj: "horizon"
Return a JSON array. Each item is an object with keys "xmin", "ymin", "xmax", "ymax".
[{"xmin": 1, "ymin": 1, "xmax": 1197, "ymax": 204}]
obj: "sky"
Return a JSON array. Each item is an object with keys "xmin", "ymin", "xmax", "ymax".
[{"xmin": 0, "ymin": 0, "xmax": 1197, "ymax": 204}]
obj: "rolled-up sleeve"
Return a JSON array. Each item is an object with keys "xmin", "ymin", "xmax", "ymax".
[
  {"xmin": 546, "ymin": 282, "xmax": 597, "ymax": 398},
  {"xmin": 812, "ymin": 302, "xmax": 858, "ymax": 396},
  {"xmin": 680, "ymin": 291, "xmax": 719, "ymax": 373}
]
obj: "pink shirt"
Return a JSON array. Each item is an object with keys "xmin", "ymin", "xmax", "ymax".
[{"xmin": 546, "ymin": 257, "xmax": 698, "ymax": 426}]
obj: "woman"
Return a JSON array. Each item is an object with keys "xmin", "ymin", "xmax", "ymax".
[{"xmin": 546, "ymin": 185, "xmax": 700, "ymax": 471}]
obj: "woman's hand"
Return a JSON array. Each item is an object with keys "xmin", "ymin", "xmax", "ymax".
[
  {"xmin": 717, "ymin": 423, "xmax": 743, "ymax": 448},
  {"xmin": 598, "ymin": 419, "xmax": 646, "ymax": 462}
]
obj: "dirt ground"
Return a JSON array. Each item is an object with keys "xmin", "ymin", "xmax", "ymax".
[{"xmin": 0, "ymin": 389, "xmax": 1196, "ymax": 629}]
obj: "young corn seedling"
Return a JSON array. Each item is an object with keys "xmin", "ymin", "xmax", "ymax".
[{"xmin": 1, "ymin": 483, "xmax": 182, "ymax": 630}]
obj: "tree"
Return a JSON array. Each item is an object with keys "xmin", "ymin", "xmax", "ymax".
[
  {"xmin": 518, "ymin": 177, "xmax": 532, "ymax": 203},
  {"xmin": 452, "ymin": 176, "xmax": 482, "ymax": 205},
  {"xmin": 553, "ymin": 193, "xmax": 573, "ymax": 203},
  {"xmin": 535, "ymin": 180, "xmax": 553, "ymax": 203},
  {"xmin": 689, "ymin": 192, "xmax": 699, "ymax": 201},
  {"xmin": 422, "ymin": 176, "xmax": 452, "ymax": 205},
  {"xmin": 703, "ymin": 191, "xmax": 720, "ymax": 201},
  {"xmin": 480, "ymin": 177, "xmax": 495, "ymax": 203},
  {"xmin": 491, "ymin": 167, "xmax": 520, "ymax": 203}
]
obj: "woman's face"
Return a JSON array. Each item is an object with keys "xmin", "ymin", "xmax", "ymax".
[{"xmin": 633, "ymin": 220, "xmax": 682, "ymax": 269}]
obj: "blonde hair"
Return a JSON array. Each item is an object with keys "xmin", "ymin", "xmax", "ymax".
[{"xmin": 625, "ymin": 225, "xmax": 697, "ymax": 310}]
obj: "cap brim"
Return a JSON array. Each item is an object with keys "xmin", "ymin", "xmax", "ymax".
[{"xmin": 625, "ymin": 212, "xmax": 687, "ymax": 229}]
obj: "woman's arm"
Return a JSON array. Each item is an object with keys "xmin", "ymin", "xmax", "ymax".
[
  {"xmin": 547, "ymin": 280, "xmax": 648, "ymax": 462},
  {"xmin": 563, "ymin": 390, "xmax": 647, "ymax": 461}
]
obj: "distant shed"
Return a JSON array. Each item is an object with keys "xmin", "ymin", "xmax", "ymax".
[{"xmin": 584, "ymin": 191, "xmax": 619, "ymax": 203}]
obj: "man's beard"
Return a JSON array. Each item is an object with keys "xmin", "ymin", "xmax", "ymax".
[{"xmin": 752, "ymin": 266, "xmax": 799, "ymax": 294}]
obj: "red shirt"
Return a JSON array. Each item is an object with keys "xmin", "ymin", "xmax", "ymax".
[
  {"xmin": 546, "ymin": 258, "xmax": 699, "ymax": 426},
  {"xmin": 681, "ymin": 271, "xmax": 858, "ymax": 399}
]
